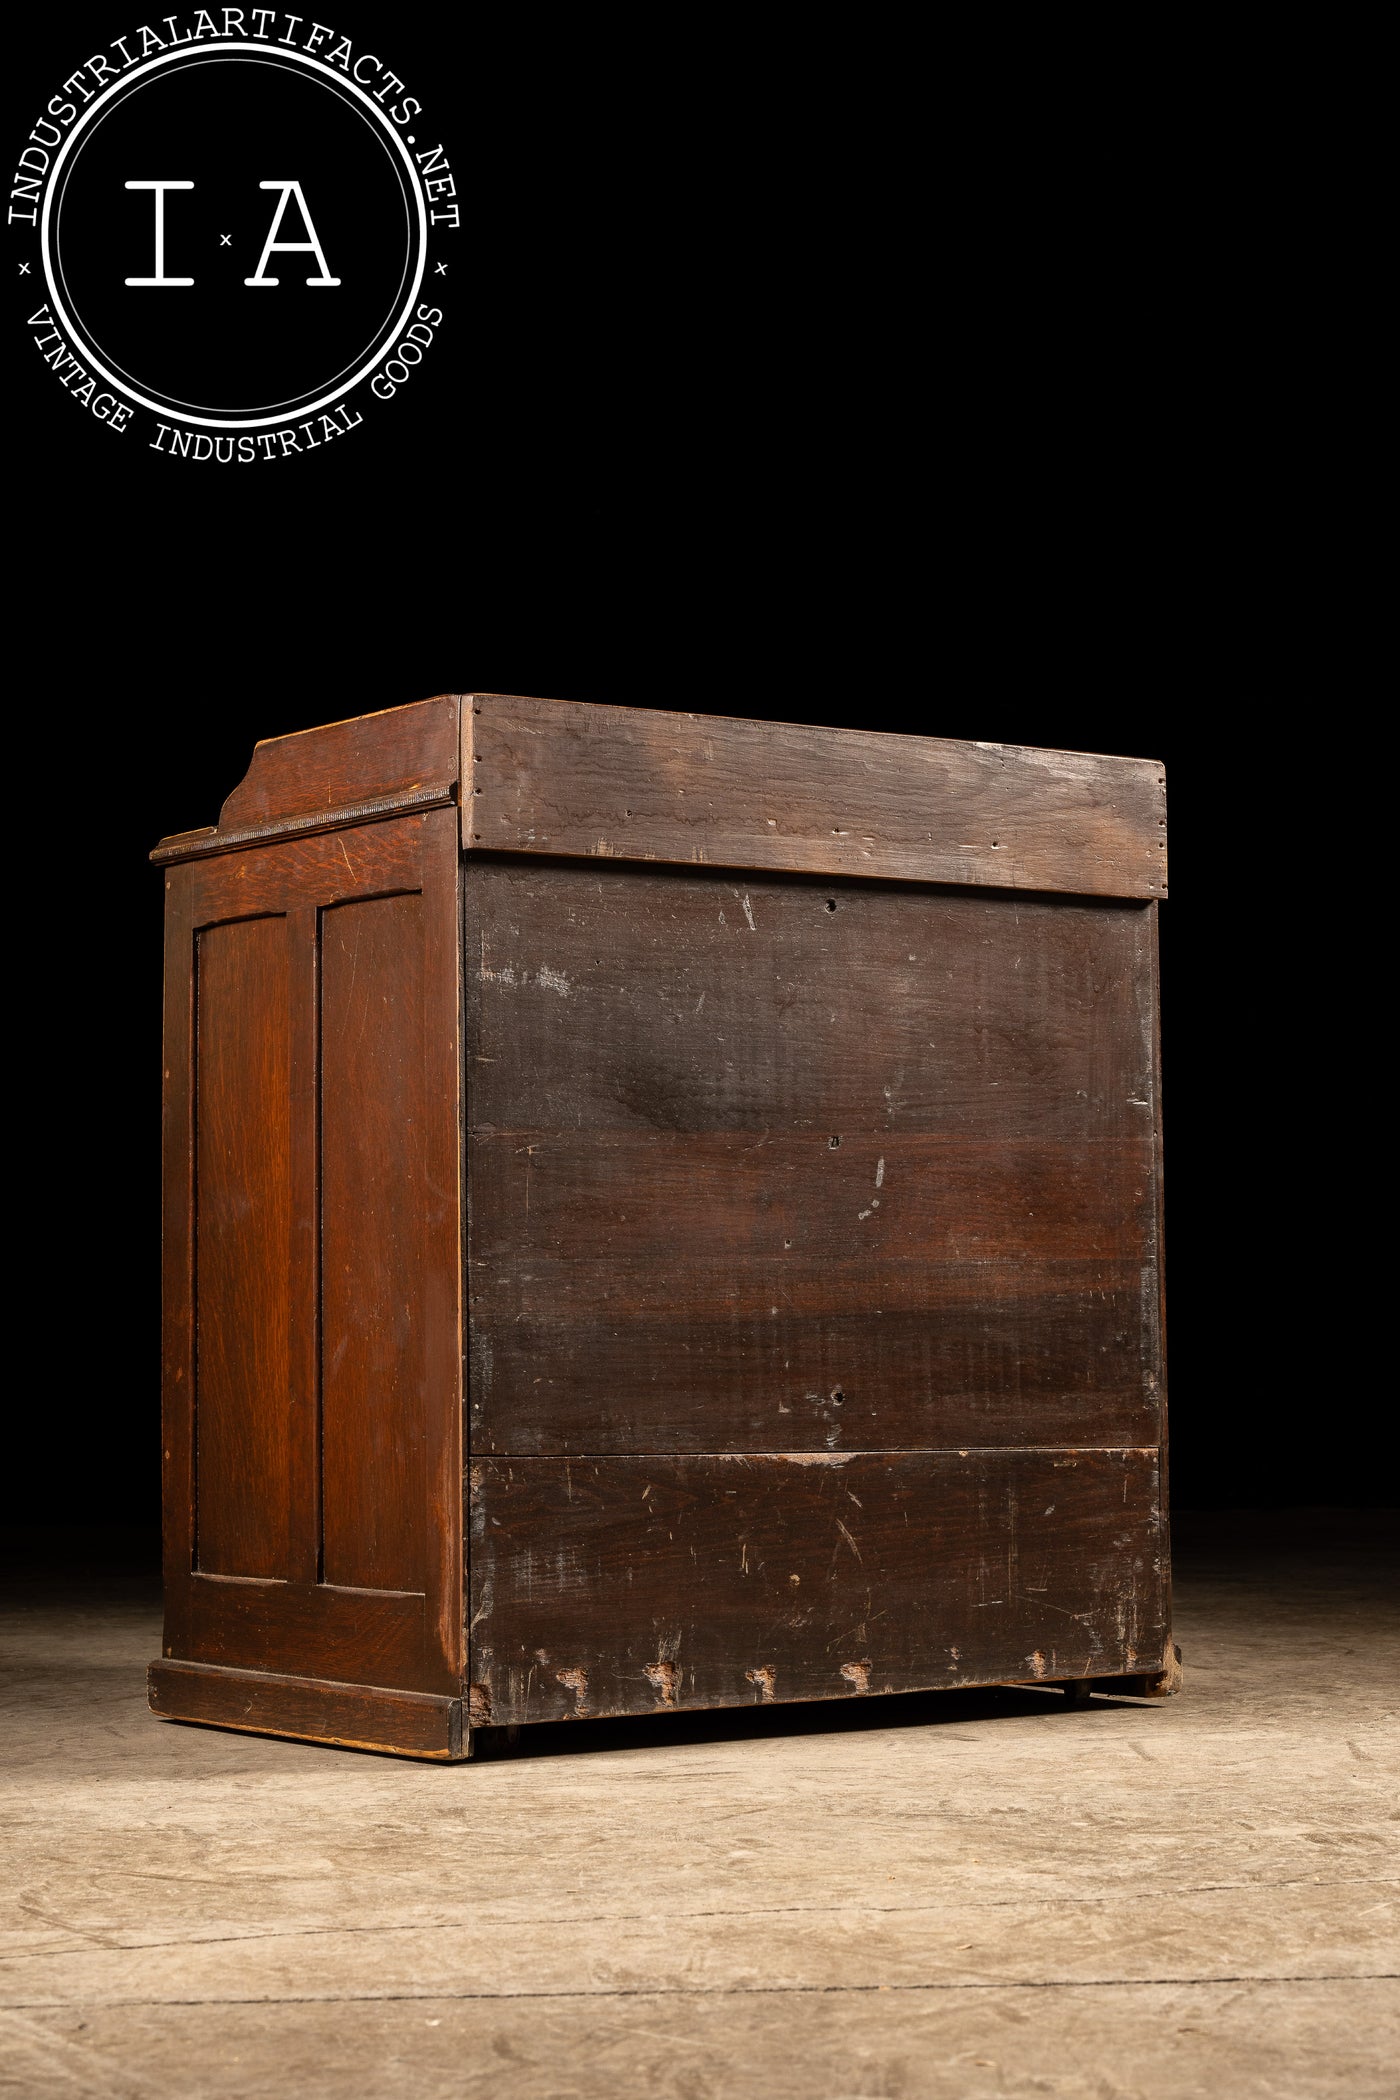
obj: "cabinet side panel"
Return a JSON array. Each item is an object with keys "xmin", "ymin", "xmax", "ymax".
[
  {"xmin": 195, "ymin": 917, "xmax": 293, "ymax": 1579},
  {"xmin": 320, "ymin": 892, "xmax": 429, "ymax": 1594},
  {"xmin": 161, "ymin": 812, "xmax": 463, "ymax": 1701}
]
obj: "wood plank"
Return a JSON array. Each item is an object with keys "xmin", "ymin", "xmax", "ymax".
[
  {"xmin": 466, "ymin": 862, "xmax": 1158, "ymax": 1139},
  {"xmin": 466, "ymin": 858, "xmax": 1160, "ymax": 1459},
  {"xmin": 467, "ymin": 1450, "xmax": 1169, "ymax": 1725},
  {"xmin": 194, "ymin": 915, "xmax": 293, "ymax": 1580},
  {"xmin": 468, "ymin": 1261, "xmax": 1159, "ymax": 1456},
  {"xmin": 148, "ymin": 1661, "xmax": 466, "ymax": 1760},
  {"xmin": 152, "ymin": 697, "xmax": 461, "ymax": 861},
  {"xmin": 176, "ymin": 1573, "xmax": 431, "ymax": 1689},
  {"xmin": 464, "ymin": 695, "xmax": 1167, "ymax": 898},
  {"xmin": 469, "ymin": 1131, "xmax": 1151, "ymax": 1265},
  {"xmin": 320, "ymin": 892, "xmax": 430, "ymax": 1595}
]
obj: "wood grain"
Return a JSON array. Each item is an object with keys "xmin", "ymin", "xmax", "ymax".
[
  {"xmin": 159, "ymin": 810, "xmax": 464, "ymax": 1707},
  {"xmin": 149, "ymin": 1660, "xmax": 466, "ymax": 1760},
  {"xmin": 194, "ymin": 915, "xmax": 293, "ymax": 1579},
  {"xmin": 156, "ymin": 700, "xmax": 1170, "ymax": 1756},
  {"xmin": 175, "ymin": 1573, "xmax": 431, "ymax": 1687},
  {"xmin": 468, "ymin": 1450, "xmax": 1168, "ymax": 1724},
  {"xmin": 468, "ymin": 1262, "xmax": 1159, "ymax": 1457},
  {"xmin": 466, "ymin": 862, "xmax": 1158, "ymax": 1138},
  {"xmin": 466, "ymin": 861, "xmax": 1161, "ymax": 1458},
  {"xmin": 185, "ymin": 820, "xmax": 429, "ymax": 919},
  {"xmin": 320, "ymin": 892, "xmax": 429, "ymax": 1595},
  {"xmin": 463, "ymin": 695, "xmax": 1167, "ymax": 899},
  {"xmin": 151, "ymin": 697, "xmax": 461, "ymax": 863}
]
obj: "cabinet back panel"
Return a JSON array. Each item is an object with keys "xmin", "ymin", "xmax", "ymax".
[
  {"xmin": 466, "ymin": 863, "xmax": 1161, "ymax": 1458},
  {"xmin": 469, "ymin": 1449, "xmax": 1168, "ymax": 1723}
]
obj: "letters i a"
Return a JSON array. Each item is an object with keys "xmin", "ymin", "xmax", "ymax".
[{"xmin": 124, "ymin": 181, "xmax": 340, "ymax": 287}]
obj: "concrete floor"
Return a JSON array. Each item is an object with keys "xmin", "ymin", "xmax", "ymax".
[{"xmin": 1, "ymin": 1512, "xmax": 1396, "ymax": 2100}]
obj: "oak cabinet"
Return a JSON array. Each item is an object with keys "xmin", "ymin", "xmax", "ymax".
[{"xmin": 149, "ymin": 694, "xmax": 1175, "ymax": 1759}]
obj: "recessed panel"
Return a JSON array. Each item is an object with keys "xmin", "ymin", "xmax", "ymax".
[
  {"xmin": 195, "ymin": 915, "xmax": 292, "ymax": 1577},
  {"xmin": 320, "ymin": 892, "xmax": 428, "ymax": 1594}
]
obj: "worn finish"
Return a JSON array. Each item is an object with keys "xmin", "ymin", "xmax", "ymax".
[
  {"xmin": 466, "ymin": 862, "xmax": 1160, "ymax": 1461},
  {"xmin": 2, "ymin": 1516, "xmax": 1396, "ymax": 2099},
  {"xmin": 153, "ymin": 696, "xmax": 1169, "ymax": 1758},
  {"xmin": 463, "ymin": 693, "xmax": 1168, "ymax": 898},
  {"xmin": 469, "ymin": 1450, "xmax": 1169, "ymax": 1725},
  {"xmin": 147, "ymin": 1661, "xmax": 464, "ymax": 1760}
]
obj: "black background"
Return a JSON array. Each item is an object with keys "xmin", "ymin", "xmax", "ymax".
[{"xmin": 3, "ymin": 7, "xmax": 1372, "ymax": 1536}]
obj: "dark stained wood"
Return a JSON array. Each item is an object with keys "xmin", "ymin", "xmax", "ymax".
[
  {"xmin": 466, "ymin": 861, "xmax": 1160, "ymax": 1458},
  {"xmin": 149, "ymin": 1661, "xmax": 466, "ymax": 1760},
  {"xmin": 157, "ymin": 696, "xmax": 1171, "ymax": 1756},
  {"xmin": 465, "ymin": 862, "xmax": 1158, "ymax": 1138},
  {"xmin": 320, "ymin": 892, "xmax": 429, "ymax": 1594},
  {"xmin": 467, "ymin": 1450, "xmax": 1169, "ymax": 1725},
  {"xmin": 151, "ymin": 697, "xmax": 461, "ymax": 863},
  {"xmin": 463, "ymin": 695, "xmax": 1167, "ymax": 899},
  {"xmin": 194, "ymin": 915, "xmax": 293, "ymax": 1579},
  {"xmin": 174, "ymin": 1573, "xmax": 433, "ymax": 1689},
  {"xmin": 472, "ymin": 1132, "xmax": 1150, "ymax": 1265},
  {"xmin": 468, "ymin": 1264, "xmax": 1158, "ymax": 1457}
]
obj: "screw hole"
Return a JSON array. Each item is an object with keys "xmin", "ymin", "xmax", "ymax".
[{"xmin": 825, "ymin": 899, "xmax": 837, "ymax": 913}]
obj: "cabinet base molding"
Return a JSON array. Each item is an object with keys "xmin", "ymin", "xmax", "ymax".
[{"xmin": 148, "ymin": 1661, "xmax": 468, "ymax": 1761}]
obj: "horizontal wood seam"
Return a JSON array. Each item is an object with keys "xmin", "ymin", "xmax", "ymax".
[{"xmin": 470, "ymin": 1446, "xmax": 1164, "ymax": 1459}]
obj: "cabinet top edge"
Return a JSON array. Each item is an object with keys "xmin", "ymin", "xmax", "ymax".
[{"xmin": 152, "ymin": 693, "xmax": 1167, "ymax": 900}]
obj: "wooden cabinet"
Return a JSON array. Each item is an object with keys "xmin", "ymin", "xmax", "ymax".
[{"xmin": 149, "ymin": 695, "xmax": 1176, "ymax": 1760}]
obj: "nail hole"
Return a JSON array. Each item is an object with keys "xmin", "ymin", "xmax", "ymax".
[
  {"xmin": 829, "ymin": 1135, "xmax": 841, "ymax": 1149},
  {"xmin": 830, "ymin": 1389, "xmax": 844, "ymax": 1405},
  {"xmin": 825, "ymin": 900, "xmax": 837, "ymax": 913}
]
